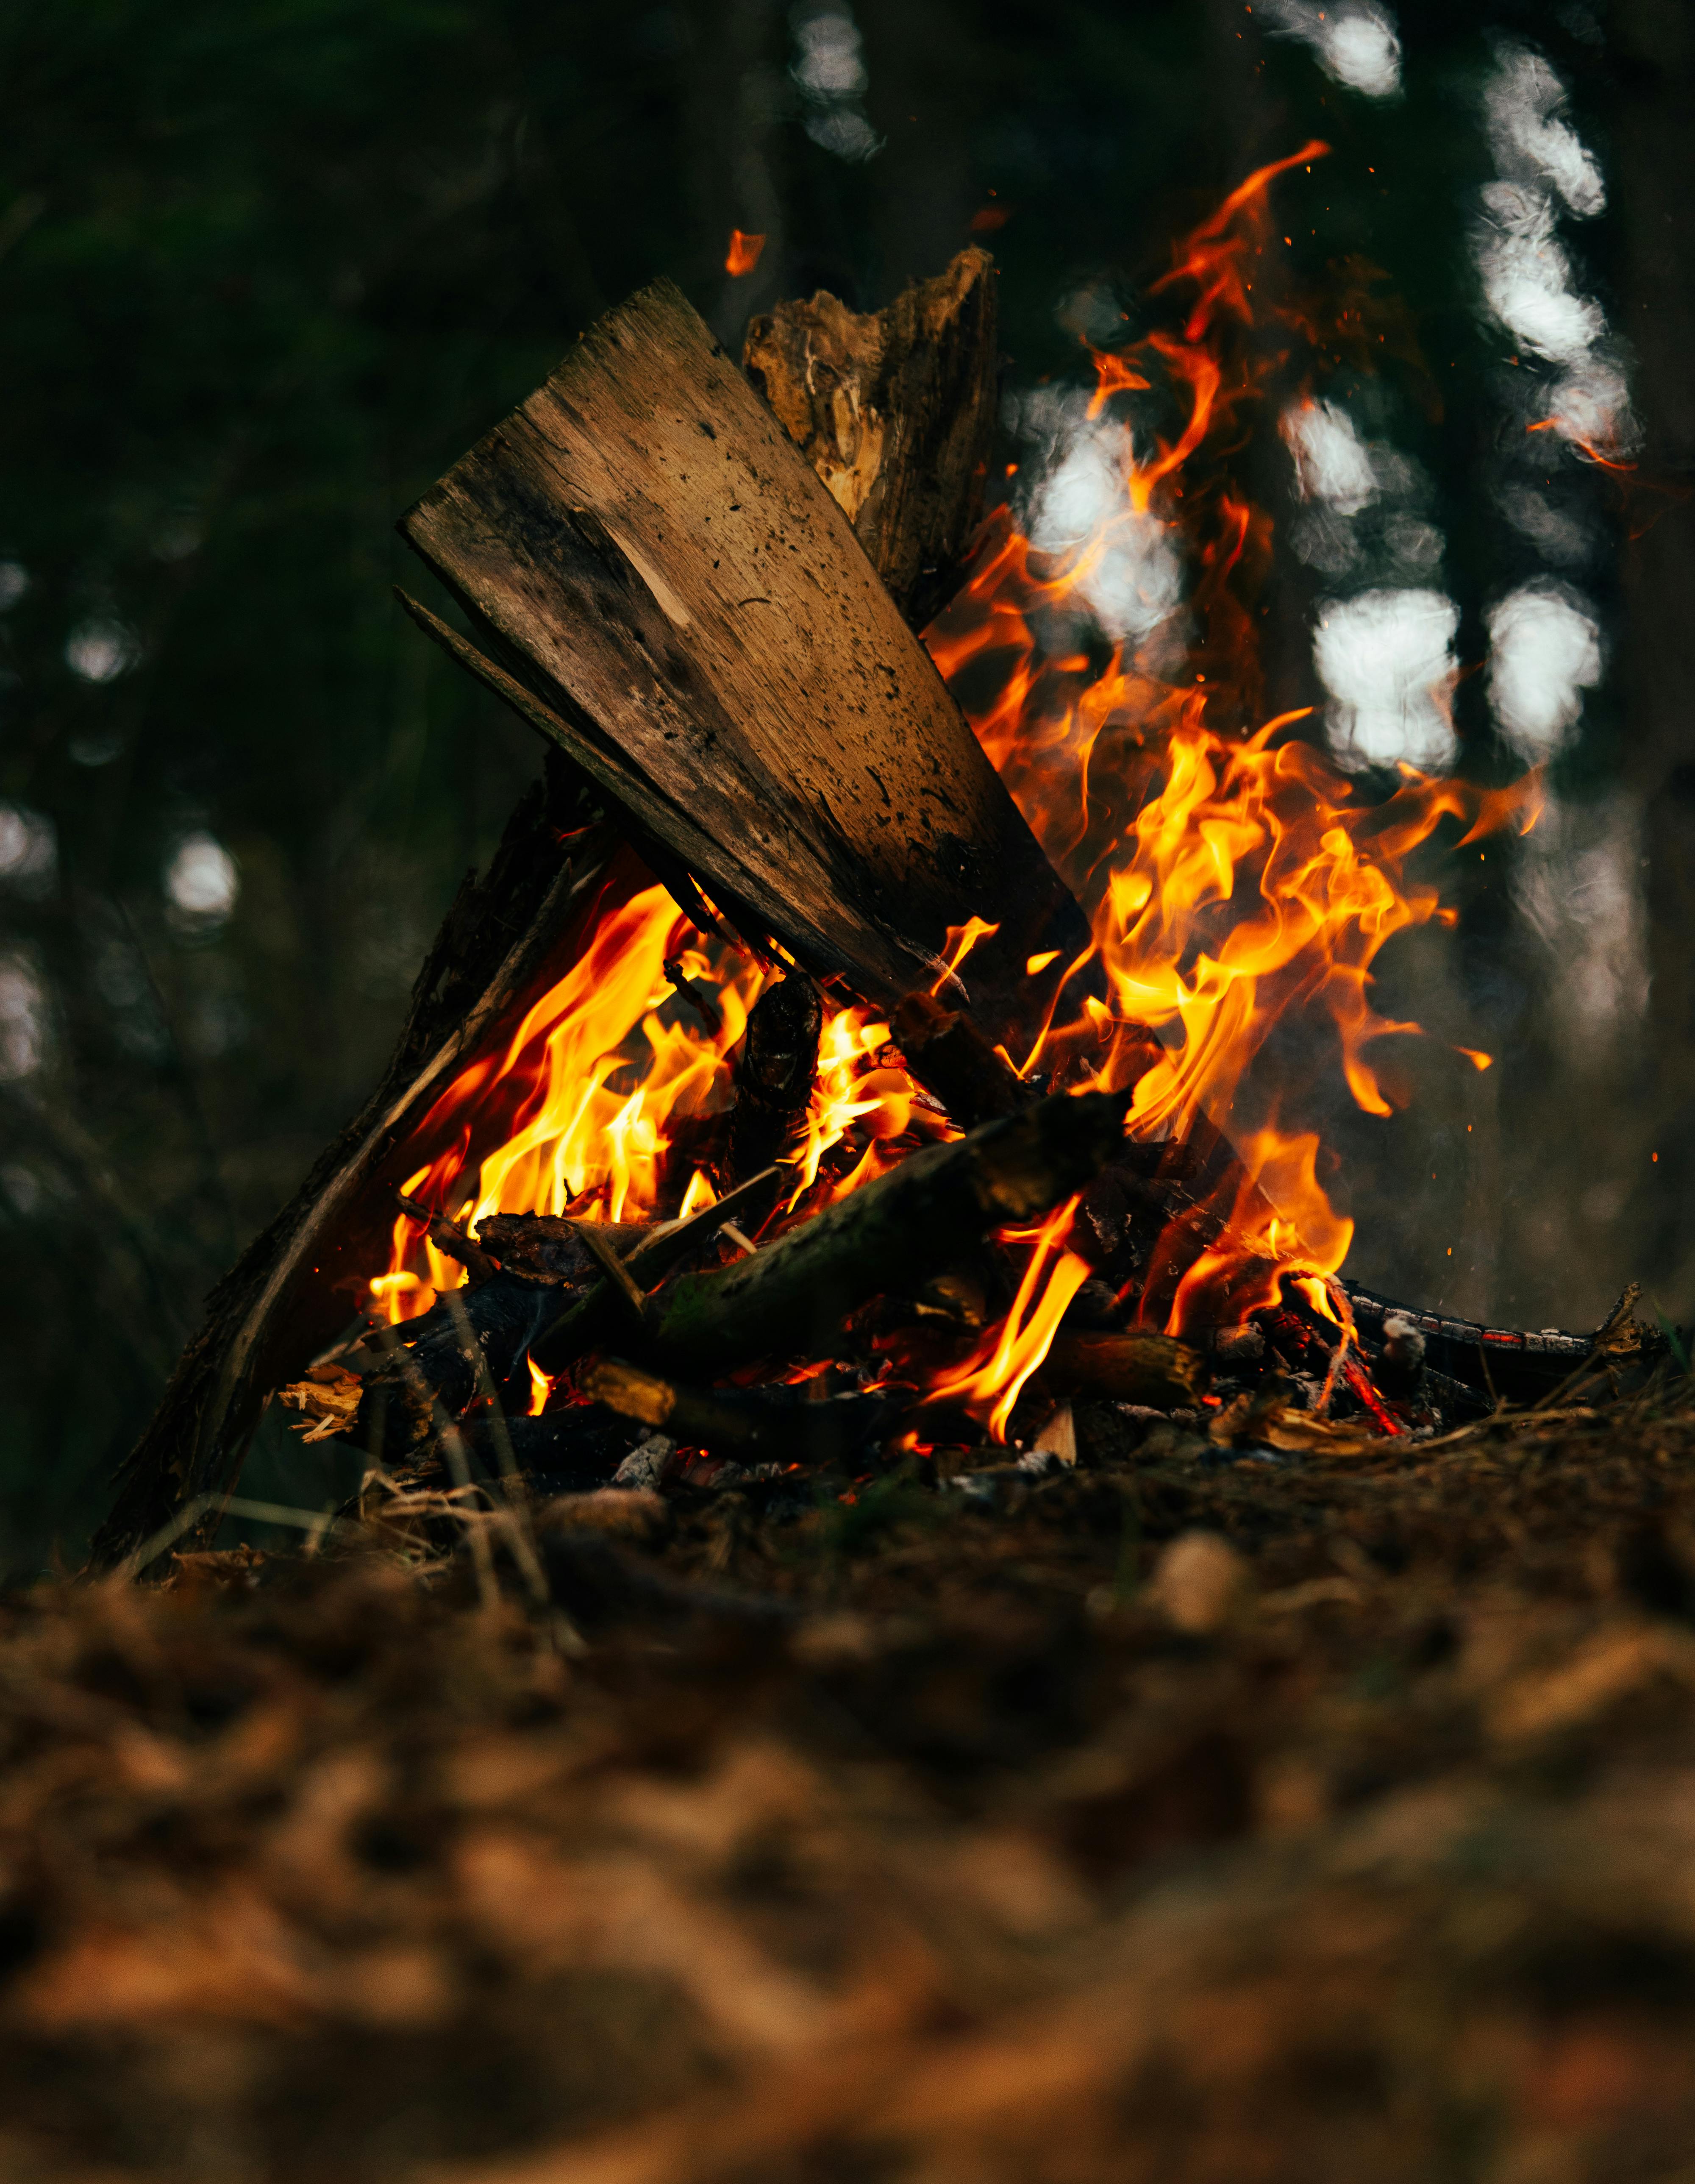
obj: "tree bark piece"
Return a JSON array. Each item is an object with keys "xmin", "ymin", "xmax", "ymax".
[
  {"xmin": 397, "ymin": 275, "xmax": 1087, "ymax": 1057},
  {"xmin": 641, "ymin": 1088, "xmax": 1131, "ymax": 1376},
  {"xmin": 742, "ymin": 247, "xmax": 998, "ymax": 629}
]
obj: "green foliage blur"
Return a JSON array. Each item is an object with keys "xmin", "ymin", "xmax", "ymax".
[{"xmin": 0, "ymin": 0, "xmax": 1678, "ymax": 1570}]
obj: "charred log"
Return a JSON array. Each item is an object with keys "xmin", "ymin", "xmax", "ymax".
[
  {"xmin": 640, "ymin": 1088, "xmax": 1132, "ymax": 1376},
  {"xmin": 723, "ymin": 972, "xmax": 823, "ymax": 1192},
  {"xmin": 891, "ymin": 990, "xmax": 1029, "ymax": 1128},
  {"xmin": 1339, "ymin": 1279, "xmax": 1647, "ymax": 1405},
  {"xmin": 584, "ymin": 1358, "xmax": 905, "ymax": 1470}
]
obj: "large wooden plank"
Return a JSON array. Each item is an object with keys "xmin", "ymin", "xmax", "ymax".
[{"xmin": 398, "ymin": 277, "xmax": 1088, "ymax": 1052}]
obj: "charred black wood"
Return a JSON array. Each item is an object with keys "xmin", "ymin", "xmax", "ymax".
[
  {"xmin": 457, "ymin": 1409, "xmax": 643, "ymax": 1494},
  {"xmin": 474, "ymin": 1214, "xmax": 652, "ymax": 1285},
  {"xmin": 643, "ymin": 1088, "xmax": 1133, "ymax": 1376},
  {"xmin": 527, "ymin": 1166, "xmax": 781, "ymax": 1375},
  {"xmin": 891, "ymin": 990, "xmax": 1029, "ymax": 1128},
  {"xmin": 395, "ymin": 1193, "xmax": 497, "ymax": 1286},
  {"xmin": 354, "ymin": 1272, "xmax": 559, "ymax": 1453},
  {"xmin": 585, "ymin": 1358, "xmax": 908, "ymax": 1468},
  {"xmin": 724, "ymin": 972, "xmax": 822, "ymax": 1191},
  {"xmin": 1339, "ymin": 1281, "xmax": 1608, "ymax": 1405},
  {"xmin": 1255, "ymin": 1303, "xmax": 1337, "ymax": 1383}
]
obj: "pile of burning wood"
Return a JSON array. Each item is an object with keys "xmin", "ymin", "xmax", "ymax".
[{"xmin": 92, "ymin": 190, "xmax": 1663, "ymax": 1566}]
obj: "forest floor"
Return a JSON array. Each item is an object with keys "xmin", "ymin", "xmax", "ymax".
[{"xmin": 6, "ymin": 1393, "xmax": 1695, "ymax": 2182}]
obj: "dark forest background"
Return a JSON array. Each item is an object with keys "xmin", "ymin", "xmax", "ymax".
[{"xmin": 0, "ymin": 0, "xmax": 1689, "ymax": 1570}]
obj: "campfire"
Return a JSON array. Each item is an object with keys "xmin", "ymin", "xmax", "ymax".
[{"xmin": 94, "ymin": 156, "xmax": 1662, "ymax": 1564}]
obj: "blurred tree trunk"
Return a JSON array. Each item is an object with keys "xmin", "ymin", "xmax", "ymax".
[{"xmin": 1611, "ymin": 0, "xmax": 1695, "ymax": 1310}]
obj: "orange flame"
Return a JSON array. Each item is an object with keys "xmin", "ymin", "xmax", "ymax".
[
  {"xmin": 783, "ymin": 1004, "xmax": 940, "ymax": 1210},
  {"xmin": 372, "ymin": 876, "xmax": 767, "ymax": 1321},
  {"xmin": 725, "ymin": 229, "xmax": 766, "ymax": 277},
  {"xmin": 929, "ymin": 1198, "xmax": 1091, "ymax": 1442},
  {"xmin": 925, "ymin": 146, "xmax": 1541, "ymax": 1329},
  {"xmin": 364, "ymin": 149, "xmax": 1543, "ymax": 1405}
]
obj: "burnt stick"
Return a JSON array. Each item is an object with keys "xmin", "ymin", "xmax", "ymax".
[
  {"xmin": 528, "ymin": 1166, "xmax": 780, "ymax": 1374},
  {"xmin": 395, "ymin": 1191, "xmax": 497, "ymax": 1287},
  {"xmin": 640, "ymin": 1088, "xmax": 1132, "ymax": 1376}
]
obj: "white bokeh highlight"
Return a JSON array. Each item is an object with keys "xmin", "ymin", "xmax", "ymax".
[
  {"xmin": 1476, "ymin": 42, "xmax": 1632, "ymax": 455},
  {"xmin": 1484, "ymin": 43, "xmax": 1603, "ymax": 215},
  {"xmin": 65, "ymin": 618, "xmax": 139, "ymax": 684},
  {"xmin": 0, "ymin": 954, "xmax": 46, "ymax": 1082},
  {"xmin": 1259, "ymin": 1, "xmax": 1402, "ymax": 97},
  {"xmin": 164, "ymin": 832, "xmax": 240, "ymax": 926},
  {"xmin": 1281, "ymin": 400, "xmax": 1379, "ymax": 516},
  {"xmin": 0, "ymin": 806, "xmax": 56, "ymax": 896},
  {"xmin": 1487, "ymin": 584, "xmax": 1601, "ymax": 760},
  {"xmin": 1314, "ymin": 589, "xmax": 1460, "ymax": 770},
  {"xmin": 790, "ymin": 1, "xmax": 882, "ymax": 161}
]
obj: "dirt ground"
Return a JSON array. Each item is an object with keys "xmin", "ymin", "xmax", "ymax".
[{"xmin": 8, "ymin": 1393, "xmax": 1695, "ymax": 2182}]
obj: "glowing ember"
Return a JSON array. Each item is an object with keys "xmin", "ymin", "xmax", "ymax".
[{"xmin": 725, "ymin": 229, "xmax": 766, "ymax": 277}]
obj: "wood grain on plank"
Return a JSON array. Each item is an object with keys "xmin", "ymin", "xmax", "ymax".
[{"xmin": 399, "ymin": 276, "xmax": 1086, "ymax": 1050}]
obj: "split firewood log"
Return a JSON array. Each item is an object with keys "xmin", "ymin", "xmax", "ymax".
[{"xmin": 395, "ymin": 272, "xmax": 1089, "ymax": 1057}]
